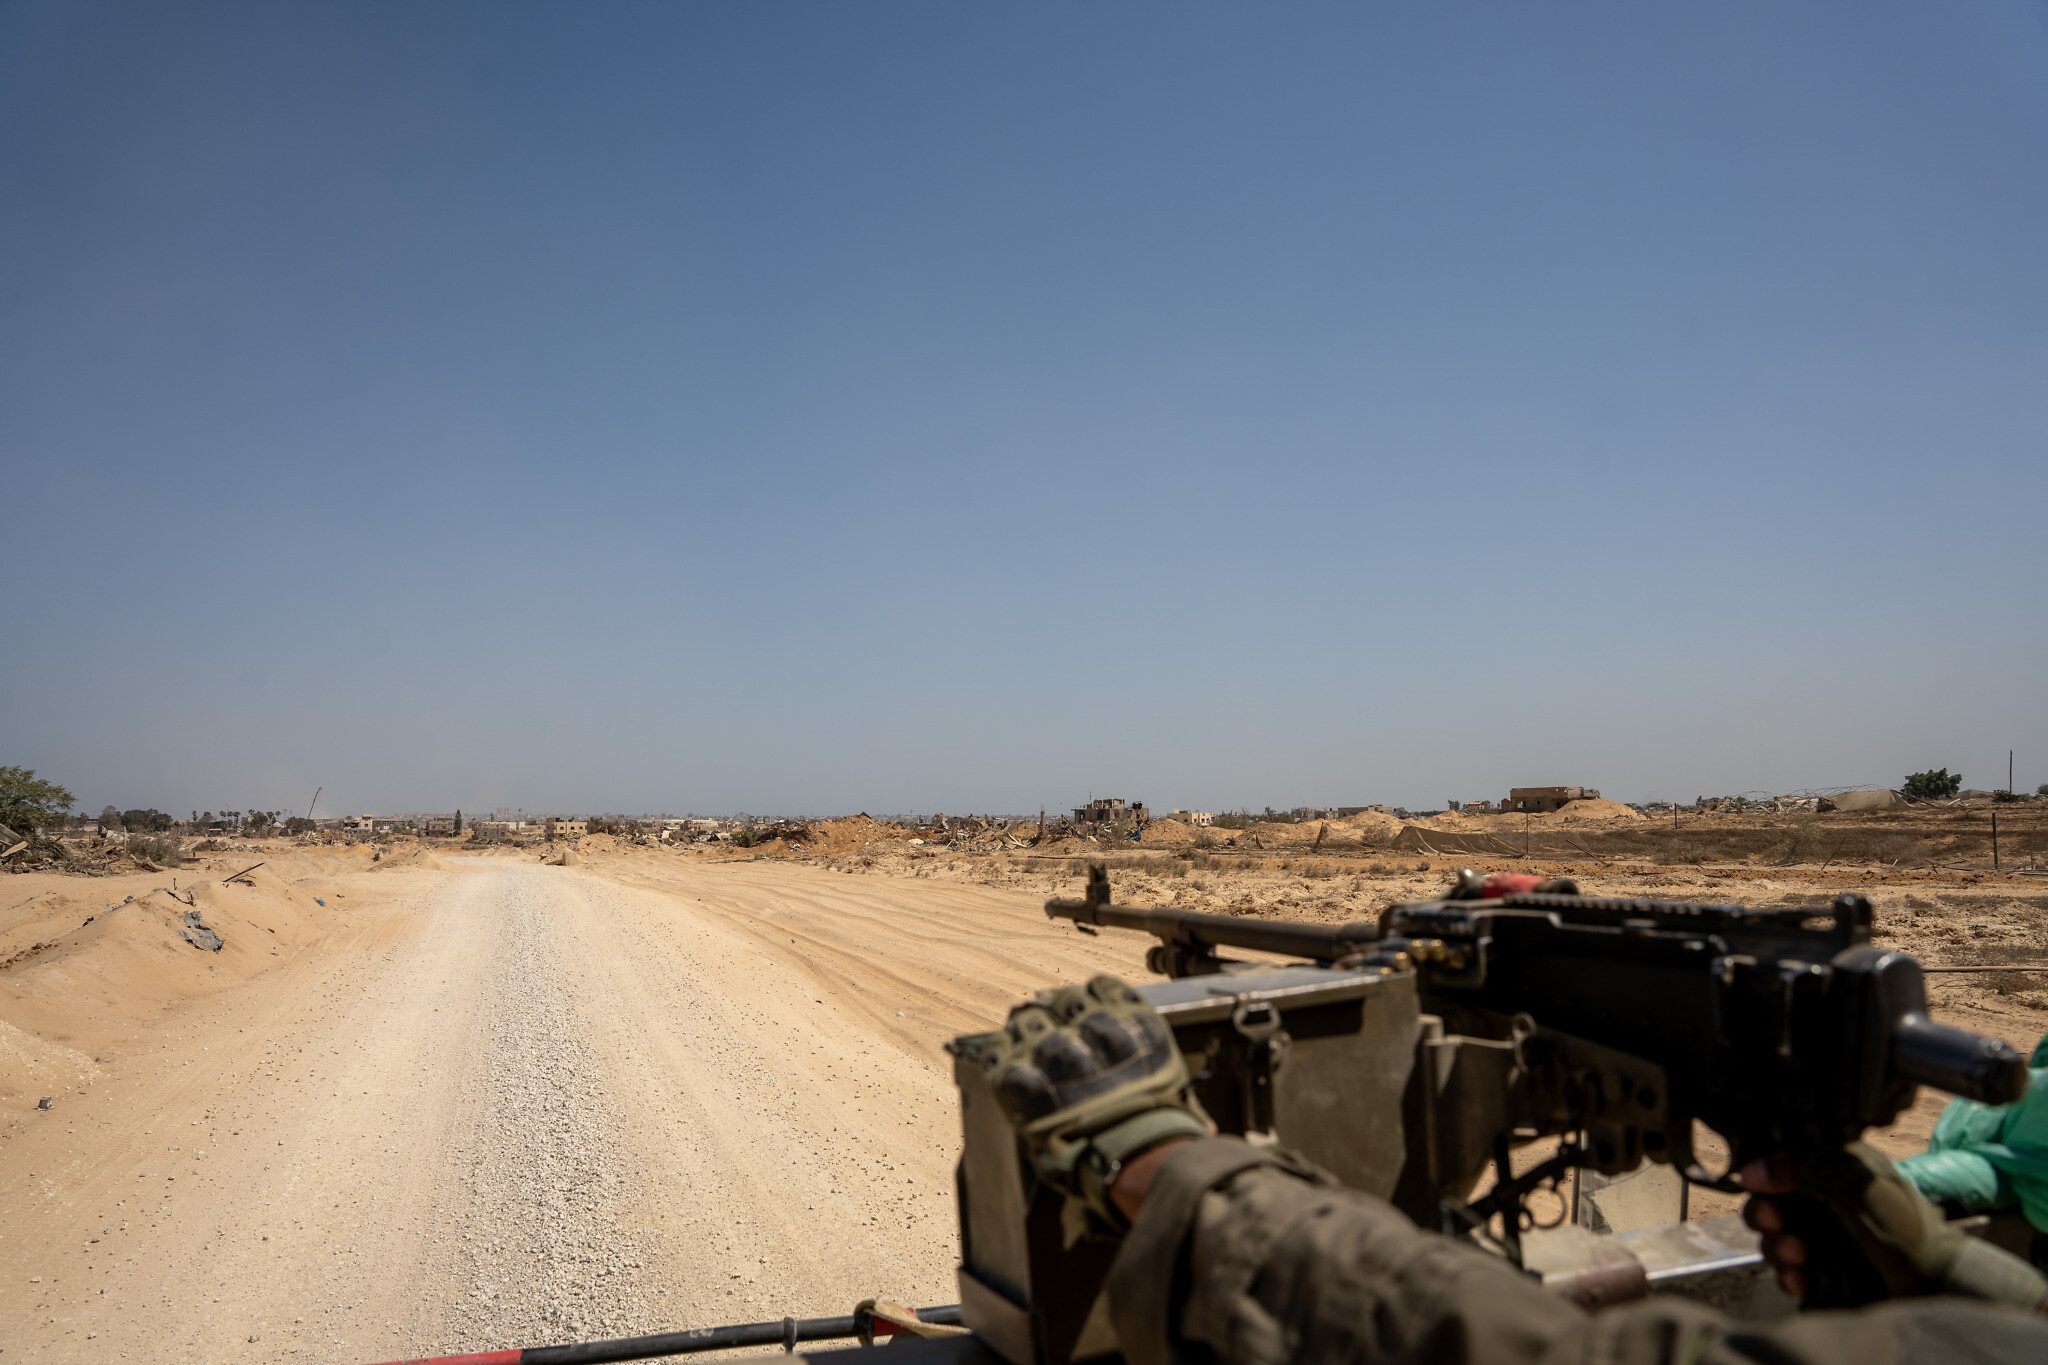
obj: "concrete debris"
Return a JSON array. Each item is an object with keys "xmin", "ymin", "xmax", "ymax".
[
  {"xmin": 178, "ymin": 909, "xmax": 224, "ymax": 952},
  {"xmin": 37, "ymin": 1095, "xmax": 53, "ymax": 1111},
  {"xmin": 922, "ymin": 813, "xmax": 1038, "ymax": 852}
]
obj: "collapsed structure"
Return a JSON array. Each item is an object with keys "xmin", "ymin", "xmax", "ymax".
[{"xmin": 1502, "ymin": 786, "xmax": 1600, "ymax": 814}]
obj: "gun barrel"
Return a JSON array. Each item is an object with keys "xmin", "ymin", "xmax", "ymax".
[
  {"xmin": 1045, "ymin": 895, "xmax": 1379, "ymax": 962},
  {"xmin": 1893, "ymin": 1016, "xmax": 2031, "ymax": 1106}
]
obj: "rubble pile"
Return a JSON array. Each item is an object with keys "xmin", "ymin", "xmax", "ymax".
[{"xmin": 924, "ymin": 814, "xmax": 1036, "ymax": 853}]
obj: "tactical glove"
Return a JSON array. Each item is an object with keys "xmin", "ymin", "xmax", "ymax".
[
  {"xmin": 1771, "ymin": 1143, "xmax": 2048, "ymax": 1311},
  {"xmin": 984, "ymin": 975, "xmax": 1211, "ymax": 1231}
]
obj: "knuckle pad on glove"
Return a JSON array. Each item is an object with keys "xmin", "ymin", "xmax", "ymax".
[
  {"xmin": 1080, "ymin": 1011, "xmax": 1141, "ymax": 1065},
  {"xmin": 1006, "ymin": 1005, "xmax": 1056, "ymax": 1044},
  {"xmin": 1034, "ymin": 1032, "xmax": 1099, "ymax": 1084},
  {"xmin": 1087, "ymin": 975, "xmax": 1139, "ymax": 1005},
  {"xmin": 997, "ymin": 1066, "xmax": 1060, "ymax": 1121},
  {"xmin": 1130, "ymin": 1009, "xmax": 1171, "ymax": 1050},
  {"xmin": 1044, "ymin": 986, "xmax": 1092, "ymax": 1023}
]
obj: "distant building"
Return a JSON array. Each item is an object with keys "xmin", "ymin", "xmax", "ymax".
[
  {"xmin": 1167, "ymin": 809, "xmax": 1215, "ymax": 827},
  {"xmin": 546, "ymin": 818, "xmax": 589, "ymax": 839},
  {"xmin": 419, "ymin": 814, "xmax": 458, "ymax": 837},
  {"xmin": 1074, "ymin": 797, "xmax": 1148, "ymax": 824},
  {"xmin": 341, "ymin": 814, "xmax": 375, "ymax": 837},
  {"xmin": 1502, "ymin": 786, "xmax": 1599, "ymax": 814}
]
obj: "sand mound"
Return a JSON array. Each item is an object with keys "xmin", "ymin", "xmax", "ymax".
[
  {"xmin": 0, "ymin": 1015, "xmax": 96, "ymax": 1101},
  {"xmin": 1332, "ymin": 810, "xmax": 1404, "ymax": 841},
  {"xmin": 1, "ymin": 864, "xmax": 343, "ymax": 1105},
  {"xmin": 1247, "ymin": 821, "xmax": 1327, "ymax": 846},
  {"xmin": 1545, "ymin": 799, "xmax": 1645, "ymax": 824},
  {"xmin": 806, "ymin": 815, "xmax": 919, "ymax": 856},
  {"xmin": 1140, "ymin": 819, "xmax": 1196, "ymax": 846},
  {"xmin": 367, "ymin": 845, "xmax": 450, "ymax": 873},
  {"xmin": 1409, "ymin": 810, "xmax": 1490, "ymax": 834}
]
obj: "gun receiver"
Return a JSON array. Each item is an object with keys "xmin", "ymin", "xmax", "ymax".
[{"xmin": 1046, "ymin": 865, "xmax": 2027, "ymax": 1185}]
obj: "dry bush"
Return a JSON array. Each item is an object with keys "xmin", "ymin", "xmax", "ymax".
[
  {"xmin": 1768, "ymin": 819, "xmax": 1823, "ymax": 865},
  {"xmin": 126, "ymin": 833, "xmax": 185, "ymax": 866},
  {"xmin": 1662, "ymin": 834, "xmax": 1717, "ymax": 865}
]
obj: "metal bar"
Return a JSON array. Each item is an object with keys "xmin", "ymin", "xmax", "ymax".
[
  {"xmin": 1924, "ymin": 964, "xmax": 2048, "ymax": 973},
  {"xmin": 370, "ymin": 1306, "xmax": 964, "ymax": 1365},
  {"xmin": 1046, "ymin": 897, "xmax": 1377, "ymax": 961}
]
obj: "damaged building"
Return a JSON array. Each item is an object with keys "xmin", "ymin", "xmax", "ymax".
[
  {"xmin": 1074, "ymin": 797, "xmax": 1148, "ymax": 825},
  {"xmin": 1502, "ymin": 786, "xmax": 1600, "ymax": 814}
]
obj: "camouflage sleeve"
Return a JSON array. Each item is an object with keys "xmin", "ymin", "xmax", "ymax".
[{"xmin": 1105, "ymin": 1137, "xmax": 2048, "ymax": 1365}]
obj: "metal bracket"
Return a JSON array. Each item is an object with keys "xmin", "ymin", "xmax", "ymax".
[
  {"xmin": 1444, "ymin": 1137, "xmax": 1587, "ymax": 1268},
  {"xmin": 1230, "ymin": 995, "xmax": 1291, "ymax": 1135}
]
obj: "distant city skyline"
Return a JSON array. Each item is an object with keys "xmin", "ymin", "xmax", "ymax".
[{"xmin": 4, "ymin": 4, "xmax": 2044, "ymax": 819}]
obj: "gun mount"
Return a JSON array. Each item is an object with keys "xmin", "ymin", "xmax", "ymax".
[{"xmin": 940, "ymin": 865, "xmax": 2028, "ymax": 1365}]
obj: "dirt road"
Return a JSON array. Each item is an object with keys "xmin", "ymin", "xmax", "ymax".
[{"xmin": 0, "ymin": 858, "xmax": 1137, "ymax": 1362}]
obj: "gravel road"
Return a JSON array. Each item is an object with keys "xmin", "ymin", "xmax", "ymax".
[{"xmin": 0, "ymin": 858, "xmax": 1137, "ymax": 1361}]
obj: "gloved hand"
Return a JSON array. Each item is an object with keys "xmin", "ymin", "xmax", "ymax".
[
  {"xmin": 1742, "ymin": 1143, "xmax": 2048, "ymax": 1312},
  {"xmin": 983, "ymin": 975, "xmax": 1211, "ymax": 1231}
]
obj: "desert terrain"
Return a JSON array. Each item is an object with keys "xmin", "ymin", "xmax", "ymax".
[{"xmin": 3, "ymin": 802, "xmax": 2044, "ymax": 1362}]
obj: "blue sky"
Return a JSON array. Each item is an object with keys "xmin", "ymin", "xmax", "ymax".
[{"xmin": 2, "ymin": 2, "xmax": 2044, "ymax": 817}]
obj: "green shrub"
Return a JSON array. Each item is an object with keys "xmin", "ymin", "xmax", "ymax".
[{"xmin": 1902, "ymin": 768, "xmax": 1962, "ymax": 800}]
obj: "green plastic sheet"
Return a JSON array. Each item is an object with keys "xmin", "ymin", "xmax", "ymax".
[{"xmin": 1898, "ymin": 1033, "xmax": 2048, "ymax": 1232}]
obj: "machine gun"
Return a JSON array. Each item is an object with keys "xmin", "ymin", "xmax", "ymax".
[{"xmin": 943, "ymin": 866, "xmax": 2029, "ymax": 1365}]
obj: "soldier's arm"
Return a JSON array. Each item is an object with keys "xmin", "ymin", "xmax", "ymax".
[{"xmin": 1105, "ymin": 1137, "xmax": 2048, "ymax": 1365}]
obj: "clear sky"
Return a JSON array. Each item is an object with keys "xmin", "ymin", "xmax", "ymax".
[{"xmin": 3, "ymin": 2, "xmax": 2044, "ymax": 818}]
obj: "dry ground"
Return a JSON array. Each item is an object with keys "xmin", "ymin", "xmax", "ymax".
[
  {"xmin": 3, "ymin": 812, "xmax": 2044, "ymax": 1362},
  {"xmin": 1, "ymin": 849, "xmax": 1140, "ymax": 1361}
]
